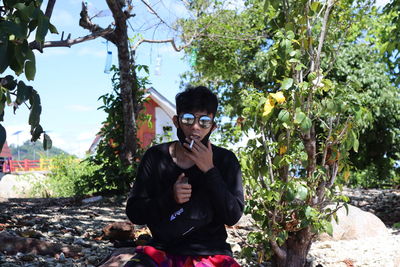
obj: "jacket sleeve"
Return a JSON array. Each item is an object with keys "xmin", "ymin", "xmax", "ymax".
[
  {"xmin": 203, "ymin": 150, "xmax": 244, "ymax": 226},
  {"xmin": 125, "ymin": 149, "xmax": 177, "ymax": 225}
]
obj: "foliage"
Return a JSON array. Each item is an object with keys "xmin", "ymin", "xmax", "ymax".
[
  {"xmin": 30, "ymin": 154, "xmax": 100, "ymax": 197},
  {"xmin": 180, "ymin": 0, "xmax": 377, "ymax": 265},
  {"xmin": 86, "ymin": 65, "xmax": 148, "ymax": 194},
  {"xmin": 9, "ymin": 139, "xmax": 69, "ymax": 160},
  {"xmin": 381, "ymin": 0, "xmax": 400, "ymax": 85},
  {"xmin": 0, "ymin": 0, "xmax": 57, "ymax": 151},
  {"xmin": 326, "ymin": 44, "xmax": 400, "ymax": 188}
]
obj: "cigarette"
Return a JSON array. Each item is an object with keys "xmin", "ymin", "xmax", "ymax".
[{"xmin": 189, "ymin": 140, "xmax": 194, "ymax": 149}]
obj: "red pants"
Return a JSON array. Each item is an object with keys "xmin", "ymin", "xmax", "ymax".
[{"xmin": 124, "ymin": 246, "xmax": 241, "ymax": 267}]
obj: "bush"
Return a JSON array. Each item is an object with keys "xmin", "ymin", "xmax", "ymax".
[
  {"xmin": 344, "ymin": 163, "xmax": 400, "ymax": 189},
  {"xmin": 30, "ymin": 155, "xmax": 100, "ymax": 197}
]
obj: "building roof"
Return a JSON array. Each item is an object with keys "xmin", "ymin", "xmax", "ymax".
[
  {"xmin": 87, "ymin": 87, "xmax": 176, "ymax": 155},
  {"xmin": 0, "ymin": 141, "xmax": 12, "ymax": 158},
  {"xmin": 145, "ymin": 87, "xmax": 176, "ymax": 118}
]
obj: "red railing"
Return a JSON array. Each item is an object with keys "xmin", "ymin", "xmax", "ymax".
[{"xmin": 4, "ymin": 159, "xmax": 52, "ymax": 172}]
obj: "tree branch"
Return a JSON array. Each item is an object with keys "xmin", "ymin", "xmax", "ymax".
[
  {"xmin": 79, "ymin": 1, "xmax": 117, "ymax": 44},
  {"xmin": 28, "ymin": 0, "xmax": 57, "ymax": 52},
  {"xmin": 315, "ymin": 0, "xmax": 335, "ymax": 70},
  {"xmin": 139, "ymin": 0, "xmax": 174, "ymax": 30},
  {"xmin": 41, "ymin": 27, "xmax": 114, "ymax": 48},
  {"xmin": 44, "ymin": 0, "xmax": 56, "ymax": 18},
  {"xmin": 270, "ymin": 239, "xmax": 287, "ymax": 261}
]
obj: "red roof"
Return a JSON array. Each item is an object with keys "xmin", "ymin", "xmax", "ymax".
[{"xmin": 0, "ymin": 141, "xmax": 12, "ymax": 158}]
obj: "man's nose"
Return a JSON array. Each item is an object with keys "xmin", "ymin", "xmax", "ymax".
[{"xmin": 190, "ymin": 120, "xmax": 202, "ymax": 129}]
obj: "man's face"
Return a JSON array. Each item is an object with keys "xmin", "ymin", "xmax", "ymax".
[{"xmin": 174, "ymin": 110, "xmax": 215, "ymax": 141}]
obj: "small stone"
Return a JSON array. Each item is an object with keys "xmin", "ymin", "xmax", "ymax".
[
  {"xmin": 20, "ymin": 254, "xmax": 35, "ymax": 262},
  {"xmin": 63, "ymin": 232, "xmax": 73, "ymax": 238},
  {"xmin": 87, "ymin": 255, "xmax": 98, "ymax": 265},
  {"xmin": 59, "ymin": 252, "xmax": 66, "ymax": 262},
  {"xmin": 231, "ymin": 243, "xmax": 241, "ymax": 254}
]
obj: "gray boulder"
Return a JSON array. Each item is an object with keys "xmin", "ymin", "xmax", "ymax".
[{"xmin": 318, "ymin": 204, "xmax": 388, "ymax": 241}]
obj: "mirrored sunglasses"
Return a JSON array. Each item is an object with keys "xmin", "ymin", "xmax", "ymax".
[{"xmin": 179, "ymin": 113, "xmax": 213, "ymax": 129}]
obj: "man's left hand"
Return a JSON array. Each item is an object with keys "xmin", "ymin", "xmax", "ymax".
[{"xmin": 183, "ymin": 138, "xmax": 214, "ymax": 173}]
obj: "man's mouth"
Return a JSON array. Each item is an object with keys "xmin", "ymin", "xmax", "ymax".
[{"xmin": 190, "ymin": 134, "xmax": 201, "ymax": 140}]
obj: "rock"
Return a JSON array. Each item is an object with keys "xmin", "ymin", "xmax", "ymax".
[
  {"xmin": 102, "ymin": 222, "xmax": 135, "ymax": 242},
  {"xmin": 97, "ymin": 247, "xmax": 136, "ymax": 267},
  {"xmin": 0, "ymin": 231, "xmax": 81, "ymax": 257},
  {"xmin": 82, "ymin": 196, "xmax": 103, "ymax": 204},
  {"xmin": 19, "ymin": 253, "xmax": 36, "ymax": 261},
  {"xmin": 318, "ymin": 204, "xmax": 388, "ymax": 241}
]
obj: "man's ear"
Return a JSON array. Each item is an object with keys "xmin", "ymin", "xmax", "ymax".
[{"xmin": 173, "ymin": 115, "xmax": 179, "ymax": 128}]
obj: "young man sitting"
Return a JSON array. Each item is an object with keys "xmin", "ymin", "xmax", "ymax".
[{"xmin": 124, "ymin": 86, "xmax": 244, "ymax": 267}]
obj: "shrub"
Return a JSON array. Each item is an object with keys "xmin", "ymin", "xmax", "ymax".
[{"xmin": 30, "ymin": 155, "xmax": 100, "ymax": 197}]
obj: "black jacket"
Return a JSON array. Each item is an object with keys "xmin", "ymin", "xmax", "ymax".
[{"xmin": 126, "ymin": 142, "xmax": 244, "ymax": 256}]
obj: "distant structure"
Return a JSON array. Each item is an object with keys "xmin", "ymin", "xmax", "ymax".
[
  {"xmin": 0, "ymin": 141, "xmax": 12, "ymax": 173},
  {"xmin": 88, "ymin": 87, "xmax": 177, "ymax": 154}
]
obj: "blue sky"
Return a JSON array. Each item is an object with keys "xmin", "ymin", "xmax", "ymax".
[
  {"xmin": 4, "ymin": 0, "xmax": 191, "ymax": 157},
  {"xmin": 3, "ymin": 0, "xmax": 389, "ymax": 158}
]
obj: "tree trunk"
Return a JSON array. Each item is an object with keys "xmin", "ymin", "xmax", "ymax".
[
  {"xmin": 106, "ymin": 0, "xmax": 138, "ymax": 167},
  {"xmin": 272, "ymin": 227, "xmax": 313, "ymax": 267}
]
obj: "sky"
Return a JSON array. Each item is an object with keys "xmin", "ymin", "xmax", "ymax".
[
  {"xmin": 3, "ymin": 0, "xmax": 390, "ymax": 158},
  {"xmin": 4, "ymin": 0, "xmax": 192, "ymax": 157}
]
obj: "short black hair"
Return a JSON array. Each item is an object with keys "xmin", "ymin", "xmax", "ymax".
[{"xmin": 175, "ymin": 86, "xmax": 218, "ymax": 116}]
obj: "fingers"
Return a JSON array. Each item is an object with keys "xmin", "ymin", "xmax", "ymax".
[
  {"xmin": 184, "ymin": 138, "xmax": 209, "ymax": 152},
  {"xmin": 174, "ymin": 173, "xmax": 191, "ymax": 204},
  {"xmin": 174, "ymin": 184, "xmax": 192, "ymax": 204},
  {"xmin": 176, "ymin": 172, "xmax": 186, "ymax": 183}
]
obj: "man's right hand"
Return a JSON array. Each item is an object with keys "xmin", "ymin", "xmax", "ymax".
[{"xmin": 173, "ymin": 173, "xmax": 192, "ymax": 204}]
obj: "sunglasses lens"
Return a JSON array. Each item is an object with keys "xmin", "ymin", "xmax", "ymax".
[
  {"xmin": 180, "ymin": 113, "xmax": 195, "ymax": 125},
  {"xmin": 199, "ymin": 116, "xmax": 212, "ymax": 128}
]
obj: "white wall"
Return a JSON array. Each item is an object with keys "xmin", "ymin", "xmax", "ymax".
[{"xmin": 155, "ymin": 107, "xmax": 177, "ymax": 142}]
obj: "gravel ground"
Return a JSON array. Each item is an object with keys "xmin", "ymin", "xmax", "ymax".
[{"xmin": 0, "ymin": 174, "xmax": 399, "ymax": 266}]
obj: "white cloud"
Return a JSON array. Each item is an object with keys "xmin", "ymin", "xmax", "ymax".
[
  {"xmin": 224, "ymin": 0, "xmax": 245, "ymax": 11},
  {"xmin": 3, "ymin": 124, "xmax": 97, "ymax": 158},
  {"xmin": 77, "ymin": 130, "xmax": 98, "ymax": 142},
  {"xmin": 375, "ymin": 0, "xmax": 389, "ymax": 8},
  {"xmin": 4, "ymin": 125, "xmax": 31, "ymax": 146},
  {"xmin": 77, "ymin": 47, "xmax": 106, "ymax": 58},
  {"xmin": 66, "ymin": 104, "xmax": 94, "ymax": 112},
  {"xmin": 51, "ymin": 9, "xmax": 75, "ymax": 28},
  {"xmin": 38, "ymin": 47, "xmax": 71, "ymax": 57},
  {"xmin": 167, "ymin": 1, "xmax": 190, "ymax": 18}
]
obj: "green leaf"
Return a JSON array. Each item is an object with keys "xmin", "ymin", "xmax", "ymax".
[
  {"xmin": 310, "ymin": 2, "xmax": 320, "ymax": 12},
  {"xmin": 35, "ymin": 13, "xmax": 49, "ymax": 42},
  {"xmin": 294, "ymin": 108, "xmax": 306, "ymax": 124},
  {"xmin": 3, "ymin": 75, "xmax": 17, "ymax": 91},
  {"xmin": 0, "ymin": 124, "xmax": 6, "ymax": 153},
  {"xmin": 30, "ymin": 125, "xmax": 43, "ymax": 142},
  {"xmin": 28, "ymin": 91, "xmax": 41, "ymax": 126},
  {"xmin": 14, "ymin": 2, "xmax": 35, "ymax": 22},
  {"xmin": 0, "ymin": 20, "xmax": 24, "ymax": 38},
  {"xmin": 351, "ymin": 130, "xmax": 359, "ymax": 153},
  {"xmin": 307, "ymin": 72, "xmax": 317, "ymax": 82},
  {"xmin": 43, "ymin": 133, "xmax": 52, "ymax": 150},
  {"xmin": 263, "ymin": 0, "xmax": 270, "ymax": 11},
  {"xmin": 0, "ymin": 36, "xmax": 9, "ymax": 73},
  {"xmin": 48, "ymin": 23, "xmax": 58, "ymax": 34},
  {"xmin": 24, "ymin": 48, "xmax": 36, "ymax": 80},
  {"xmin": 278, "ymin": 109, "xmax": 290, "ymax": 123},
  {"xmin": 294, "ymin": 184, "xmax": 308, "ymax": 201},
  {"xmin": 324, "ymin": 221, "xmax": 333, "ymax": 236},
  {"xmin": 16, "ymin": 81, "xmax": 33, "ymax": 104},
  {"xmin": 300, "ymin": 116, "xmax": 312, "ymax": 132},
  {"xmin": 25, "ymin": 60, "xmax": 36, "ymax": 80},
  {"xmin": 280, "ymin": 78, "xmax": 293, "ymax": 90}
]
